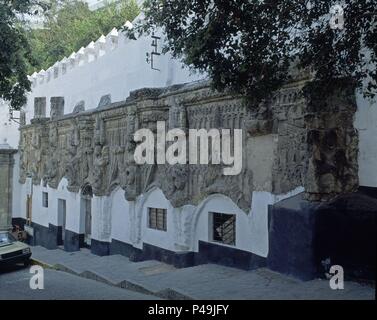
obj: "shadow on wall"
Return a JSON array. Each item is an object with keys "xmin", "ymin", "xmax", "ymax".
[{"xmin": 268, "ymin": 191, "xmax": 377, "ymax": 281}]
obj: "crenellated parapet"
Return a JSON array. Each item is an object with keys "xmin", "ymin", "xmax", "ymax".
[
  {"xmin": 27, "ymin": 24, "xmax": 129, "ymax": 89},
  {"xmin": 18, "ymin": 79, "xmax": 359, "ymax": 211}
]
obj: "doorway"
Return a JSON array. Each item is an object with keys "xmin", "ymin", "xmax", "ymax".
[
  {"xmin": 26, "ymin": 195, "xmax": 32, "ymax": 225},
  {"xmin": 57, "ymin": 199, "xmax": 66, "ymax": 245}
]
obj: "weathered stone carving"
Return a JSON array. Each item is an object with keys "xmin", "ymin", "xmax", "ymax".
[
  {"xmin": 19, "ymin": 79, "xmax": 360, "ymax": 211},
  {"xmin": 162, "ymin": 164, "xmax": 188, "ymax": 208},
  {"xmin": 31, "ymin": 128, "xmax": 42, "ymax": 184},
  {"xmin": 93, "ymin": 145, "xmax": 109, "ymax": 194},
  {"xmin": 122, "ymin": 109, "xmax": 139, "ymax": 201},
  {"xmin": 50, "ymin": 97, "xmax": 64, "ymax": 119},
  {"xmin": 34, "ymin": 97, "xmax": 47, "ymax": 119},
  {"xmin": 244, "ymin": 101, "xmax": 273, "ymax": 137},
  {"xmin": 73, "ymin": 100, "xmax": 85, "ymax": 114},
  {"xmin": 79, "ymin": 118, "xmax": 94, "ymax": 185},
  {"xmin": 65, "ymin": 118, "xmax": 81, "ymax": 191},
  {"xmin": 45, "ymin": 122, "xmax": 60, "ymax": 187},
  {"xmin": 304, "ymin": 83, "xmax": 359, "ymax": 201},
  {"xmin": 19, "ymin": 111, "xmax": 26, "ymax": 126},
  {"xmin": 98, "ymin": 94, "xmax": 111, "ymax": 109},
  {"xmin": 167, "ymin": 96, "xmax": 187, "ymax": 130},
  {"xmin": 18, "ymin": 132, "xmax": 27, "ymax": 184}
]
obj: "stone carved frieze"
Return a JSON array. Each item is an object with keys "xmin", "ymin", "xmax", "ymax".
[
  {"xmin": 65, "ymin": 118, "xmax": 81, "ymax": 192},
  {"xmin": 45, "ymin": 122, "xmax": 60, "ymax": 188},
  {"xmin": 19, "ymin": 80, "xmax": 359, "ymax": 210}
]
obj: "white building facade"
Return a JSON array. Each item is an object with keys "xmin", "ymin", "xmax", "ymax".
[{"xmin": 1, "ymin": 11, "xmax": 376, "ymax": 280}]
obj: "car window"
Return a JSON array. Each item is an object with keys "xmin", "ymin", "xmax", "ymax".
[{"xmin": 0, "ymin": 232, "xmax": 16, "ymax": 246}]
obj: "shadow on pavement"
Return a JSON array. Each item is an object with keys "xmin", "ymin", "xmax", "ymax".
[{"xmin": 0, "ymin": 263, "xmax": 29, "ymax": 274}]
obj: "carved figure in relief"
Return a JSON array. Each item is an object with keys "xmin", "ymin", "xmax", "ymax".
[
  {"xmin": 65, "ymin": 119, "xmax": 80, "ymax": 188},
  {"xmin": 81, "ymin": 135, "xmax": 93, "ymax": 182},
  {"xmin": 93, "ymin": 145, "xmax": 109, "ymax": 193},
  {"xmin": 167, "ymin": 96, "xmax": 187, "ymax": 130},
  {"xmin": 46, "ymin": 124, "xmax": 59, "ymax": 184},
  {"xmin": 122, "ymin": 110, "xmax": 139, "ymax": 200},
  {"xmin": 31, "ymin": 129, "xmax": 42, "ymax": 183}
]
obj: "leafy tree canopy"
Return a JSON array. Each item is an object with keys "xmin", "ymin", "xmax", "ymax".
[
  {"xmin": 27, "ymin": 0, "xmax": 140, "ymax": 73},
  {"xmin": 0, "ymin": 0, "xmax": 44, "ymax": 110},
  {"xmin": 135, "ymin": 0, "xmax": 376, "ymax": 103}
]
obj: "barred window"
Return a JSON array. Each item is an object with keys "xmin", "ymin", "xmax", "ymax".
[
  {"xmin": 212, "ymin": 212, "xmax": 236, "ymax": 246},
  {"xmin": 148, "ymin": 208, "xmax": 167, "ymax": 231},
  {"xmin": 42, "ymin": 192, "xmax": 49, "ymax": 208}
]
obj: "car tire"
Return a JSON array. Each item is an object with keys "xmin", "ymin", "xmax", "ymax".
[{"xmin": 23, "ymin": 259, "xmax": 31, "ymax": 267}]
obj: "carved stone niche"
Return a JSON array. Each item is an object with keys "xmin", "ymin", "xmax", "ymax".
[
  {"xmin": 34, "ymin": 97, "xmax": 46, "ymax": 119},
  {"xmin": 50, "ymin": 97, "xmax": 65, "ymax": 119}
]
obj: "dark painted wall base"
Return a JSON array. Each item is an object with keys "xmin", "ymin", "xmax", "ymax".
[
  {"xmin": 268, "ymin": 194, "xmax": 319, "ymax": 281},
  {"xmin": 109, "ymin": 238, "xmax": 266, "ymax": 270},
  {"xmin": 110, "ymin": 239, "xmax": 144, "ymax": 262},
  {"xmin": 358, "ymin": 186, "xmax": 377, "ymax": 199},
  {"xmin": 12, "ymin": 218, "xmax": 83, "ymax": 252},
  {"xmin": 11, "ymin": 218, "xmax": 267, "ymax": 271},
  {"xmin": 142, "ymin": 243, "xmax": 195, "ymax": 268},
  {"xmin": 64, "ymin": 229, "xmax": 85, "ymax": 252},
  {"xmin": 49, "ymin": 224, "xmax": 63, "ymax": 247},
  {"xmin": 196, "ymin": 241, "xmax": 266, "ymax": 270},
  {"xmin": 268, "ymin": 192, "xmax": 377, "ymax": 281},
  {"xmin": 31, "ymin": 222, "xmax": 62, "ymax": 250},
  {"xmin": 314, "ymin": 192, "xmax": 377, "ymax": 281},
  {"xmin": 91, "ymin": 239, "xmax": 110, "ymax": 256},
  {"xmin": 13, "ymin": 189, "xmax": 377, "ymax": 282}
]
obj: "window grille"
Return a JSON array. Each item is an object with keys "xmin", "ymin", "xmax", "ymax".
[
  {"xmin": 148, "ymin": 208, "xmax": 167, "ymax": 231},
  {"xmin": 212, "ymin": 212, "xmax": 236, "ymax": 246}
]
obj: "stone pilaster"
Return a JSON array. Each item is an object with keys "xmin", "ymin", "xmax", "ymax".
[
  {"xmin": 0, "ymin": 142, "xmax": 17, "ymax": 230},
  {"xmin": 34, "ymin": 97, "xmax": 46, "ymax": 119}
]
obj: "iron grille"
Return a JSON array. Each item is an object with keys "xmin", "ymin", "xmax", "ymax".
[
  {"xmin": 148, "ymin": 208, "xmax": 167, "ymax": 231},
  {"xmin": 212, "ymin": 213, "xmax": 236, "ymax": 246},
  {"xmin": 42, "ymin": 192, "xmax": 48, "ymax": 208}
]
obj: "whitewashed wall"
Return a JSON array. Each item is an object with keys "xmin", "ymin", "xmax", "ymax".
[
  {"xmin": 4, "ymin": 7, "xmax": 376, "ymax": 259},
  {"xmin": 0, "ymin": 15, "xmax": 205, "ymax": 149},
  {"xmin": 110, "ymin": 187, "xmax": 132, "ymax": 244},
  {"xmin": 0, "ymin": 100, "xmax": 20, "ymax": 148},
  {"xmin": 11, "ymin": 153, "xmax": 21, "ymax": 219},
  {"xmin": 354, "ymin": 93, "xmax": 377, "ymax": 188},
  {"xmin": 14, "ymin": 169, "xmax": 304, "ymax": 257}
]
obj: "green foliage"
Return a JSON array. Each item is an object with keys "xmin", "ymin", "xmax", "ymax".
[
  {"xmin": 27, "ymin": 0, "xmax": 140, "ymax": 73},
  {"xmin": 0, "ymin": 0, "xmax": 41, "ymax": 110},
  {"xmin": 136, "ymin": 0, "xmax": 377, "ymax": 103}
]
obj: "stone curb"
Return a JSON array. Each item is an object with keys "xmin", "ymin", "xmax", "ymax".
[{"xmin": 31, "ymin": 258, "xmax": 56, "ymax": 270}]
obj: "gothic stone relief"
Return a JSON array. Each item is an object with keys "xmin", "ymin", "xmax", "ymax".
[
  {"xmin": 33, "ymin": 97, "xmax": 46, "ymax": 119},
  {"xmin": 65, "ymin": 118, "xmax": 81, "ymax": 192},
  {"xmin": 19, "ymin": 80, "xmax": 359, "ymax": 211},
  {"xmin": 50, "ymin": 97, "xmax": 65, "ymax": 119},
  {"xmin": 45, "ymin": 121, "xmax": 60, "ymax": 188}
]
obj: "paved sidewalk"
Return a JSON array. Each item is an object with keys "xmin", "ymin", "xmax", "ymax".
[
  {"xmin": 31, "ymin": 246, "xmax": 375, "ymax": 300},
  {"xmin": 0, "ymin": 268, "xmax": 159, "ymax": 300}
]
